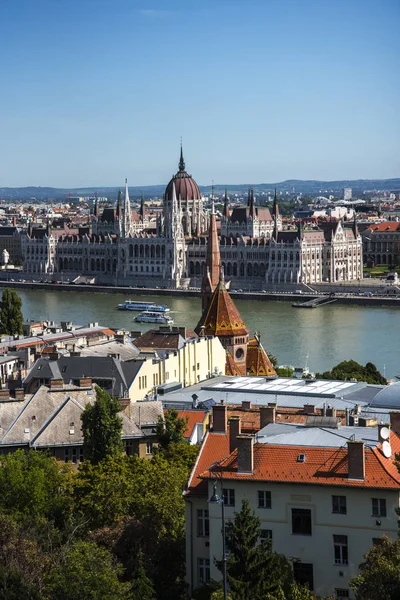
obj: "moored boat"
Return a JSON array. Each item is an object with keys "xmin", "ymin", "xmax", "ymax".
[
  {"xmin": 117, "ymin": 300, "xmax": 170, "ymax": 312},
  {"xmin": 134, "ymin": 311, "xmax": 174, "ymax": 324}
]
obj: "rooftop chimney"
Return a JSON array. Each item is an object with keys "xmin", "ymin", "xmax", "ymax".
[
  {"xmin": 229, "ymin": 416, "xmax": 241, "ymax": 453},
  {"xmin": 78, "ymin": 377, "xmax": 92, "ymax": 388},
  {"xmin": 213, "ymin": 404, "xmax": 227, "ymax": 433},
  {"xmin": 260, "ymin": 406, "xmax": 275, "ymax": 429},
  {"xmin": 347, "ymin": 440, "xmax": 365, "ymax": 480},
  {"xmin": 242, "ymin": 400, "xmax": 252, "ymax": 411},
  {"xmin": 390, "ymin": 412, "xmax": 400, "ymax": 436},
  {"xmin": 304, "ymin": 404, "xmax": 316, "ymax": 415},
  {"xmin": 14, "ymin": 388, "xmax": 25, "ymax": 399},
  {"xmin": 237, "ymin": 434, "xmax": 254, "ymax": 474},
  {"xmin": 50, "ymin": 378, "xmax": 64, "ymax": 390}
]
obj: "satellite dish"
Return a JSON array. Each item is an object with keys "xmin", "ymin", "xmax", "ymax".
[
  {"xmin": 380, "ymin": 426, "xmax": 390, "ymax": 440},
  {"xmin": 382, "ymin": 440, "xmax": 392, "ymax": 459}
]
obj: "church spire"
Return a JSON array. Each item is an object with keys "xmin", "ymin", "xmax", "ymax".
[
  {"xmin": 273, "ymin": 188, "xmax": 279, "ymax": 218},
  {"xmin": 123, "ymin": 178, "xmax": 132, "ymax": 238},
  {"xmin": 140, "ymin": 193, "xmax": 145, "ymax": 219},
  {"xmin": 179, "ymin": 141, "xmax": 185, "ymax": 172},
  {"xmin": 201, "ymin": 198, "xmax": 221, "ymax": 312},
  {"xmin": 249, "ymin": 187, "xmax": 256, "ymax": 218},
  {"xmin": 116, "ymin": 189, "xmax": 122, "ymax": 217},
  {"xmin": 352, "ymin": 212, "xmax": 359, "ymax": 238},
  {"xmin": 223, "ymin": 188, "xmax": 229, "ymax": 218}
]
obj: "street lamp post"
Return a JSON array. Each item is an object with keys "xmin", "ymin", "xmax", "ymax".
[{"xmin": 209, "ymin": 480, "xmax": 227, "ymax": 600}]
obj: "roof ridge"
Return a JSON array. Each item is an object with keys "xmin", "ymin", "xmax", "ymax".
[{"xmin": 30, "ymin": 393, "xmax": 86, "ymax": 446}]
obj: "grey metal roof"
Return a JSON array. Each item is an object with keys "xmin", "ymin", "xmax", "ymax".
[
  {"xmin": 370, "ymin": 382, "xmax": 400, "ymax": 409},
  {"xmin": 257, "ymin": 422, "xmax": 380, "ymax": 448},
  {"xmin": 24, "ymin": 356, "xmax": 143, "ymax": 396}
]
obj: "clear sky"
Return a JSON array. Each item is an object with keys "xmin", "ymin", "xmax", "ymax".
[{"xmin": 0, "ymin": 0, "xmax": 399, "ymax": 187}]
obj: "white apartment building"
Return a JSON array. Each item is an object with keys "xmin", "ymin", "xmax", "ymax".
[{"xmin": 184, "ymin": 404, "xmax": 400, "ymax": 598}]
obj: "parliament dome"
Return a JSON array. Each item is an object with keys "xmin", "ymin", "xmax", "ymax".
[{"xmin": 164, "ymin": 146, "xmax": 201, "ymax": 202}]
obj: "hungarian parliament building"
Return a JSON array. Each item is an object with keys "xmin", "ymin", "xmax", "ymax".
[{"xmin": 21, "ymin": 148, "xmax": 363, "ymax": 288}]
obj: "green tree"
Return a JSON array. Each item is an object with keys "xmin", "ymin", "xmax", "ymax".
[
  {"xmin": 350, "ymin": 535, "xmax": 400, "ymax": 600},
  {"xmin": 0, "ymin": 449, "xmax": 73, "ymax": 525},
  {"xmin": 267, "ymin": 353, "xmax": 278, "ymax": 367},
  {"xmin": 156, "ymin": 409, "xmax": 188, "ymax": 449},
  {"xmin": 0, "ymin": 513, "xmax": 50, "ymax": 600},
  {"xmin": 131, "ymin": 548, "xmax": 156, "ymax": 600},
  {"xmin": 224, "ymin": 498, "xmax": 293, "ymax": 600},
  {"xmin": 316, "ymin": 360, "xmax": 387, "ymax": 385},
  {"xmin": 47, "ymin": 540, "xmax": 132, "ymax": 600},
  {"xmin": 81, "ymin": 386, "xmax": 123, "ymax": 464},
  {"xmin": 0, "ymin": 288, "xmax": 23, "ymax": 335}
]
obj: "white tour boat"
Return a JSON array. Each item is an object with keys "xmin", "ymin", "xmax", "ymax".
[
  {"xmin": 134, "ymin": 311, "xmax": 174, "ymax": 324},
  {"xmin": 117, "ymin": 300, "xmax": 170, "ymax": 312}
]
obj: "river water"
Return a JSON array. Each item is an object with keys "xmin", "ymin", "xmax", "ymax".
[{"xmin": 16, "ymin": 289, "xmax": 400, "ymax": 380}]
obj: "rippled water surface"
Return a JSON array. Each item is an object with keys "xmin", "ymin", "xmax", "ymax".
[{"xmin": 17, "ymin": 288, "xmax": 400, "ymax": 380}]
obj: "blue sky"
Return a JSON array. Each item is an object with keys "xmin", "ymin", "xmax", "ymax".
[{"xmin": 0, "ymin": 0, "xmax": 399, "ymax": 187}]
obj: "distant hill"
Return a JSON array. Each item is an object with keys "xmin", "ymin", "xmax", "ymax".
[{"xmin": 0, "ymin": 178, "xmax": 399, "ymax": 201}]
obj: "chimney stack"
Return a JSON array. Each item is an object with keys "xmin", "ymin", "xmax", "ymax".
[
  {"xmin": 347, "ymin": 440, "xmax": 365, "ymax": 480},
  {"xmin": 242, "ymin": 400, "xmax": 252, "ymax": 411},
  {"xmin": 260, "ymin": 406, "xmax": 275, "ymax": 429},
  {"xmin": 50, "ymin": 378, "xmax": 64, "ymax": 390},
  {"xmin": 213, "ymin": 404, "xmax": 227, "ymax": 433},
  {"xmin": 390, "ymin": 412, "xmax": 400, "ymax": 436},
  {"xmin": 304, "ymin": 404, "xmax": 316, "ymax": 415},
  {"xmin": 237, "ymin": 435, "xmax": 254, "ymax": 474},
  {"xmin": 229, "ymin": 416, "xmax": 241, "ymax": 453}
]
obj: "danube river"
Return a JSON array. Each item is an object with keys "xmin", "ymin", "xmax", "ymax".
[{"xmin": 16, "ymin": 288, "xmax": 400, "ymax": 380}]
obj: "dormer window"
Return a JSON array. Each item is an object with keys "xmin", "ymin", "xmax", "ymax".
[{"xmin": 297, "ymin": 454, "xmax": 306, "ymax": 463}]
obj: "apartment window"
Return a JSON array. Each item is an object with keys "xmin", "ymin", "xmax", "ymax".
[
  {"xmin": 146, "ymin": 441, "xmax": 153, "ymax": 455},
  {"xmin": 335, "ymin": 589, "xmax": 349, "ymax": 599},
  {"xmin": 72, "ymin": 447, "xmax": 77, "ymax": 464},
  {"xmin": 372, "ymin": 498, "xmax": 386, "ymax": 517},
  {"xmin": 334, "ymin": 535, "xmax": 348, "ymax": 565},
  {"xmin": 332, "ymin": 495, "xmax": 347, "ymax": 515},
  {"xmin": 198, "ymin": 558, "xmax": 210, "ymax": 584},
  {"xmin": 197, "ymin": 509, "xmax": 209, "ymax": 537},
  {"xmin": 293, "ymin": 563, "xmax": 314, "ymax": 591},
  {"xmin": 79, "ymin": 447, "xmax": 84, "ymax": 462},
  {"xmin": 223, "ymin": 488, "xmax": 235, "ymax": 507},
  {"xmin": 260, "ymin": 529, "xmax": 273, "ymax": 545},
  {"xmin": 258, "ymin": 490, "xmax": 272, "ymax": 509},
  {"xmin": 64, "ymin": 448, "xmax": 70, "ymax": 463},
  {"xmin": 292, "ymin": 508, "xmax": 312, "ymax": 535}
]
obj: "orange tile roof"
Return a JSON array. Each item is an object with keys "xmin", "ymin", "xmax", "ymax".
[
  {"xmin": 187, "ymin": 428, "xmax": 400, "ymax": 496},
  {"xmin": 195, "ymin": 278, "xmax": 250, "ymax": 338},
  {"xmin": 173, "ymin": 409, "xmax": 208, "ymax": 439},
  {"xmin": 186, "ymin": 430, "xmax": 231, "ymax": 496},
  {"xmin": 366, "ymin": 222, "xmax": 400, "ymax": 232},
  {"xmin": 226, "ymin": 352, "xmax": 245, "ymax": 376},
  {"xmin": 246, "ymin": 336, "xmax": 277, "ymax": 378}
]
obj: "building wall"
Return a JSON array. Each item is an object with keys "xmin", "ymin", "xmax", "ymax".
[
  {"xmin": 187, "ymin": 479, "xmax": 399, "ymax": 598},
  {"xmin": 361, "ymin": 228, "xmax": 400, "ymax": 267},
  {"xmin": 129, "ymin": 337, "xmax": 227, "ymax": 401}
]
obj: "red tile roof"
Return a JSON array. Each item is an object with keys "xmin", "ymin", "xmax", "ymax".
[
  {"xmin": 366, "ymin": 222, "xmax": 400, "ymax": 232},
  {"xmin": 246, "ymin": 336, "xmax": 277, "ymax": 378},
  {"xmin": 186, "ymin": 427, "xmax": 400, "ymax": 496},
  {"xmin": 168, "ymin": 409, "xmax": 208, "ymax": 440}
]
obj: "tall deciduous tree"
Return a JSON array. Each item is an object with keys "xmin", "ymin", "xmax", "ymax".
[
  {"xmin": 156, "ymin": 409, "xmax": 188, "ymax": 449},
  {"xmin": 350, "ymin": 536, "xmax": 400, "ymax": 600},
  {"xmin": 224, "ymin": 498, "xmax": 293, "ymax": 600},
  {"xmin": 0, "ymin": 288, "xmax": 23, "ymax": 335},
  {"xmin": 47, "ymin": 540, "xmax": 132, "ymax": 600},
  {"xmin": 81, "ymin": 386, "xmax": 123, "ymax": 464}
]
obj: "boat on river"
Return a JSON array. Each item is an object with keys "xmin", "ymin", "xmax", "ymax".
[
  {"xmin": 117, "ymin": 300, "xmax": 170, "ymax": 312},
  {"xmin": 134, "ymin": 311, "xmax": 174, "ymax": 324}
]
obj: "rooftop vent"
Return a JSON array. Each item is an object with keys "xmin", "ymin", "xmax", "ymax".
[
  {"xmin": 305, "ymin": 415, "xmax": 339, "ymax": 429},
  {"xmin": 297, "ymin": 453, "xmax": 306, "ymax": 463}
]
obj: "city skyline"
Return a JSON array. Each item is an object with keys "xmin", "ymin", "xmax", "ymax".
[{"xmin": 1, "ymin": 0, "xmax": 399, "ymax": 187}]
